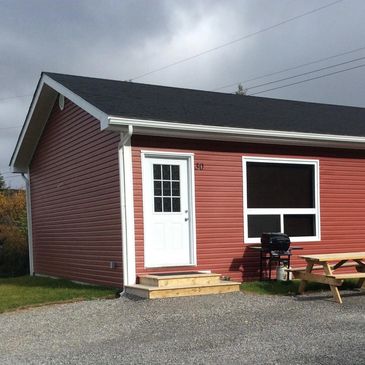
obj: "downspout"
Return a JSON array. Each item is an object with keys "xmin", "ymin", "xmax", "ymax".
[
  {"xmin": 118, "ymin": 125, "xmax": 136, "ymax": 293},
  {"xmin": 21, "ymin": 170, "xmax": 34, "ymax": 275}
]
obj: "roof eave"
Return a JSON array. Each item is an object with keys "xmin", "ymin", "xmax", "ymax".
[
  {"xmin": 108, "ymin": 116, "xmax": 365, "ymax": 150},
  {"xmin": 10, "ymin": 74, "xmax": 110, "ymax": 173}
]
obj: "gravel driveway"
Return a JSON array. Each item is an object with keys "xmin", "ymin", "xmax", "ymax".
[{"xmin": 0, "ymin": 290, "xmax": 364, "ymax": 365}]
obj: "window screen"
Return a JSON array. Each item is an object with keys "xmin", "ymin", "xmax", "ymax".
[
  {"xmin": 284, "ymin": 215, "xmax": 315, "ymax": 237},
  {"xmin": 247, "ymin": 162, "xmax": 314, "ymax": 209},
  {"xmin": 247, "ymin": 215, "xmax": 281, "ymax": 238}
]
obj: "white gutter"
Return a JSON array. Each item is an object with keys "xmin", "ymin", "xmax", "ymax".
[
  {"xmin": 108, "ymin": 116, "xmax": 365, "ymax": 150},
  {"xmin": 118, "ymin": 125, "xmax": 136, "ymax": 289},
  {"xmin": 21, "ymin": 171, "xmax": 34, "ymax": 275}
]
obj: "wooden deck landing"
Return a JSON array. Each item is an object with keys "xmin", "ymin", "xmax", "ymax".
[{"xmin": 125, "ymin": 272, "xmax": 241, "ymax": 299}]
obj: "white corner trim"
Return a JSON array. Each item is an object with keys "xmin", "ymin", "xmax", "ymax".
[
  {"xmin": 118, "ymin": 126, "xmax": 136, "ymax": 286},
  {"xmin": 242, "ymin": 156, "xmax": 321, "ymax": 244},
  {"xmin": 108, "ymin": 116, "xmax": 365, "ymax": 149},
  {"xmin": 21, "ymin": 171, "xmax": 34, "ymax": 275}
]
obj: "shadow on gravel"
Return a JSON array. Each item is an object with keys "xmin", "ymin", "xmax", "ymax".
[
  {"xmin": 122, "ymin": 293, "xmax": 147, "ymax": 302},
  {"xmin": 295, "ymin": 290, "xmax": 365, "ymax": 302}
]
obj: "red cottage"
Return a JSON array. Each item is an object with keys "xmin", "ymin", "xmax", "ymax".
[{"xmin": 10, "ymin": 72, "xmax": 365, "ymax": 297}]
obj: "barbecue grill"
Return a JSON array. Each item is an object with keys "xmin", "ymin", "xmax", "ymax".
[
  {"xmin": 259, "ymin": 232, "xmax": 291, "ymax": 280},
  {"xmin": 261, "ymin": 232, "xmax": 291, "ymax": 252},
  {"xmin": 248, "ymin": 234, "xmax": 302, "ymax": 280}
]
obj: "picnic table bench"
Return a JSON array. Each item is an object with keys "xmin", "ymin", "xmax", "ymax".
[{"xmin": 288, "ymin": 252, "xmax": 365, "ymax": 304}]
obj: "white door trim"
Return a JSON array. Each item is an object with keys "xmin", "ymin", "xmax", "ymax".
[{"xmin": 141, "ymin": 150, "xmax": 196, "ymax": 268}]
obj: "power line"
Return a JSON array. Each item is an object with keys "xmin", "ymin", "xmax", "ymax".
[
  {"xmin": 0, "ymin": 175, "xmax": 13, "ymax": 178},
  {"xmin": 245, "ymin": 55, "xmax": 365, "ymax": 91},
  {"xmin": 0, "ymin": 93, "xmax": 32, "ymax": 102},
  {"xmin": 129, "ymin": 0, "xmax": 345, "ymax": 81},
  {"xmin": 0, "ymin": 173, "xmax": 19, "ymax": 179},
  {"xmin": 214, "ymin": 45, "xmax": 365, "ymax": 91},
  {"xmin": 2, "ymin": 176, "xmax": 23, "ymax": 181},
  {"xmin": 248, "ymin": 62, "xmax": 365, "ymax": 96},
  {"xmin": 0, "ymin": 125, "xmax": 22, "ymax": 130}
]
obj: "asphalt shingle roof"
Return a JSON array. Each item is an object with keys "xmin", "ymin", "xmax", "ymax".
[{"xmin": 45, "ymin": 72, "xmax": 365, "ymax": 137}]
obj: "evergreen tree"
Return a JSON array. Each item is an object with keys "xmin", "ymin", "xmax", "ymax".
[{"xmin": 235, "ymin": 83, "xmax": 247, "ymax": 96}]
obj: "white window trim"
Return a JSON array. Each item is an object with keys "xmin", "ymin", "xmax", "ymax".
[
  {"xmin": 141, "ymin": 150, "xmax": 197, "ymax": 267},
  {"xmin": 242, "ymin": 156, "xmax": 321, "ymax": 244}
]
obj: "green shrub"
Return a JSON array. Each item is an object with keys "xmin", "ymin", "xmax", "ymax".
[{"xmin": 0, "ymin": 190, "xmax": 28, "ymax": 276}]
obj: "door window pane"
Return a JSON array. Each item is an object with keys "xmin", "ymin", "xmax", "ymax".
[
  {"xmin": 154, "ymin": 181, "xmax": 161, "ymax": 196},
  {"xmin": 153, "ymin": 164, "xmax": 161, "ymax": 179},
  {"xmin": 247, "ymin": 215, "xmax": 281, "ymax": 238},
  {"xmin": 162, "ymin": 165, "xmax": 171, "ymax": 179},
  {"xmin": 163, "ymin": 197, "xmax": 171, "ymax": 212},
  {"xmin": 284, "ymin": 215, "xmax": 315, "ymax": 237},
  {"xmin": 163, "ymin": 181, "xmax": 171, "ymax": 196},
  {"xmin": 171, "ymin": 165, "xmax": 180, "ymax": 180},
  {"xmin": 154, "ymin": 197, "xmax": 162, "ymax": 212},
  {"xmin": 172, "ymin": 198, "xmax": 181, "ymax": 212},
  {"xmin": 153, "ymin": 164, "xmax": 181, "ymax": 213},
  {"xmin": 172, "ymin": 182, "xmax": 180, "ymax": 196}
]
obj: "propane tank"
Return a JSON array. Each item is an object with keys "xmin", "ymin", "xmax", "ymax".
[{"xmin": 276, "ymin": 264, "xmax": 287, "ymax": 281}]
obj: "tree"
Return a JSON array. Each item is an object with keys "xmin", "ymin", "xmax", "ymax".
[
  {"xmin": 0, "ymin": 189, "xmax": 28, "ymax": 276},
  {"xmin": 0, "ymin": 173, "xmax": 6, "ymax": 190},
  {"xmin": 235, "ymin": 83, "xmax": 247, "ymax": 96}
]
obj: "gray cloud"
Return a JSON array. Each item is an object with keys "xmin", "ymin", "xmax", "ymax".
[{"xmin": 1, "ymin": 0, "xmax": 365, "ymax": 188}]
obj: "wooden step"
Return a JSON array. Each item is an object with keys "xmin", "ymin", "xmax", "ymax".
[
  {"xmin": 139, "ymin": 272, "xmax": 221, "ymax": 287},
  {"xmin": 125, "ymin": 281, "xmax": 241, "ymax": 299},
  {"xmin": 328, "ymin": 273, "xmax": 365, "ymax": 280}
]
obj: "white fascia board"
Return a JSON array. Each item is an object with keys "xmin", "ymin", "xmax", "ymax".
[
  {"xmin": 42, "ymin": 75, "xmax": 109, "ymax": 126},
  {"xmin": 10, "ymin": 77, "xmax": 47, "ymax": 170},
  {"xmin": 107, "ymin": 116, "xmax": 365, "ymax": 150},
  {"xmin": 10, "ymin": 74, "xmax": 109, "ymax": 171}
]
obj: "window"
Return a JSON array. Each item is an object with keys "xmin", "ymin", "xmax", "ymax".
[
  {"xmin": 153, "ymin": 164, "xmax": 181, "ymax": 213},
  {"xmin": 243, "ymin": 157, "xmax": 320, "ymax": 243}
]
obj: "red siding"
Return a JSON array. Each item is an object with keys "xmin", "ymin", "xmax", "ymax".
[
  {"xmin": 30, "ymin": 99, "xmax": 122, "ymax": 287},
  {"xmin": 132, "ymin": 136, "xmax": 365, "ymax": 282}
]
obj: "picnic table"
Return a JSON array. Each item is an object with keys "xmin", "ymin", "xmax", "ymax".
[{"xmin": 289, "ymin": 252, "xmax": 365, "ymax": 304}]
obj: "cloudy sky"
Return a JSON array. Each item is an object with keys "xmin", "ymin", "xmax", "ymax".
[{"xmin": 1, "ymin": 0, "xmax": 365, "ymax": 188}]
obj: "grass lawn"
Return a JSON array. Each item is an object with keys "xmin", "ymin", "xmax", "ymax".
[
  {"xmin": 240, "ymin": 279, "xmax": 360, "ymax": 295},
  {"xmin": 0, "ymin": 276, "xmax": 117, "ymax": 314}
]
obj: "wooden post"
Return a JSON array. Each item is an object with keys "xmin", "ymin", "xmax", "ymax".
[
  {"xmin": 356, "ymin": 263, "xmax": 365, "ymax": 288},
  {"xmin": 298, "ymin": 260, "xmax": 314, "ymax": 294},
  {"xmin": 322, "ymin": 262, "xmax": 342, "ymax": 304}
]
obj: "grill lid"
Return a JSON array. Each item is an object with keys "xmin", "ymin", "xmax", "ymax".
[{"xmin": 261, "ymin": 232, "xmax": 291, "ymax": 252}]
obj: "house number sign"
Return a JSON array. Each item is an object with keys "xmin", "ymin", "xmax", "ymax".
[{"xmin": 195, "ymin": 163, "xmax": 204, "ymax": 171}]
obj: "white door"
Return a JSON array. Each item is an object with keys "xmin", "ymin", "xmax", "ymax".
[{"xmin": 142, "ymin": 155, "xmax": 193, "ymax": 267}]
